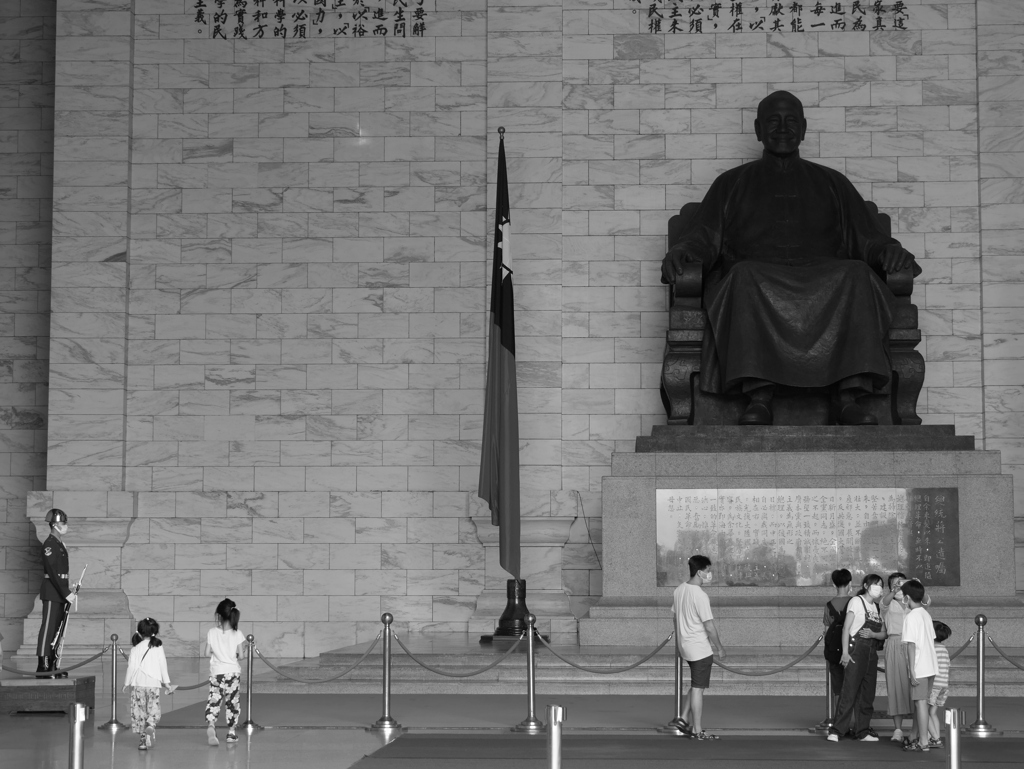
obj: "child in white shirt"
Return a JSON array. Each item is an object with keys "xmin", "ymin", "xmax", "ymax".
[
  {"xmin": 204, "ymin": 598, "xmax": 247, "ymax": 747},
  {"xmin": 123, "ymin": 617, "xmax": 175, "ymax": 751},
  {"xmin": 901, "ymin": 580, "xmax": 938, "ymax": 752}
]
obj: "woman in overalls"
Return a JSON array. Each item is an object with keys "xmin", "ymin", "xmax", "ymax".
[{"xmin": 827, "ymin": 574, "xmax": 887, "ymax": 742}]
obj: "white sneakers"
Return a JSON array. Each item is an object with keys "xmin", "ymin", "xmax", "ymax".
[
  {"xmin": 827, "ymin": 732, "xmax": 839, "ymax": 742},
  {"xmin": 859, "ymin": 733, "xmax": 879, "ymax": 742},
  {"xmin": 207, "ymin": 725, "xmax": 219, "ymax": 746},
  {"xmin": 891, "ymin": 728, "xmax": 904, "ymax": 743}
]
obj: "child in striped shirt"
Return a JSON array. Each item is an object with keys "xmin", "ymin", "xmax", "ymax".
[{"xmin": 927, "ymin": 621, "xmax": 952, "ymax": 749}]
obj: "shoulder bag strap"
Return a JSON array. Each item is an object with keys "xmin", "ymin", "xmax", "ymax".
[{"xmin": 126, "ymin": 646, "xmax": 151, "ymax": 689}]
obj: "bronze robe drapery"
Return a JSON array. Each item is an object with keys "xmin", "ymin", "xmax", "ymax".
[{"xmin": 667, "ymin": 151, "xmax": 920, "ymax": 394}]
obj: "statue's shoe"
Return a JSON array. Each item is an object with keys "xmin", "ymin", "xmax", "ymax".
[
  {"xmin": 838, "ymin": 403, "xmax": 878, "ymax": 426},
  {"xmin": 738, "ymin": 402, "xmax": 773, "ymax": 426}
]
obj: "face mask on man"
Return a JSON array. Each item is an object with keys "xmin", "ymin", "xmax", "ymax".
[
  {"xmin": 701, "ymin": 570, "xmax": 713, "ymax": 583},
  {"xmin": 868, "ymin": 584, "xmax": 883, "ymax": 599}
]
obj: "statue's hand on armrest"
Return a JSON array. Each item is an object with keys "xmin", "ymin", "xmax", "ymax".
[
  {"xmin": 881, "ymin": 245, "xmax": 916, "ymax": 297},
  {"xmin": 662, "ymin": 247, "xmax": 702, "ymax": 285},
  {"xmin": 880, "ymin": 244, "xmax": 916, "ymax": 274}
]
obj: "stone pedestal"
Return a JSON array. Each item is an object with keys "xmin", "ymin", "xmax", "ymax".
[
  {"xmin": 469, "ymin": 516, "xmax": 577, "ymax": 638},
  {"xmin": 581, "ymin": 430, "xmax": 1022, "ymax": 646},
  {"xmin": 0, "ymin": 675, "xmax": 96, "ymax": 714}
]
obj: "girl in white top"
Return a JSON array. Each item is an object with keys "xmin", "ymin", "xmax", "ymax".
[
  {"xmin": 203, "ymin": 598, "xmax": 247, "ymax": 747},
  {"xmin": 123, "ymin": 617, "xmax": 175, "ymax": 751}
]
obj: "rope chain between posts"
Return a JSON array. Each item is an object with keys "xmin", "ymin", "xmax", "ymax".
[
  {"xmin": 947, "ymin": 633, "xmax": 975, "ymax": 662},
  {"xmin": 119, "ymin": 647, "xmax": 130, "ymax": 662},
  {"xmin": 536, "ymin": 632, "xmax": 674, "ymax": 674},
  {"xmin": 714, "ymin": 634, "xmax": 823, "ymax": 677},
  {"xmin": 254, "ymin": 631, "xmax": 383, "ymax": 683},
  {"xmin": 0, "ymin": 645, "xmax": 110, "ymax": 678},
  {"xmin": 987, "ymin": 635, "xmax": 1024, "ymax": 672},
  {"xmin": 392, "ymin": 631, "xmax": 524, "ymax": 678}
]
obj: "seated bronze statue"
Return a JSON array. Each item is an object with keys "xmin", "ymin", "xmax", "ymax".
[{"xmin": 661, "ymin": 91, "xmax": 922, "ymax": 427}]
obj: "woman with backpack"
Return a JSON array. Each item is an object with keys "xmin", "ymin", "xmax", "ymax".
[
  {"xmin": 822, "ymin": 569, "xmax": 853, "ymax": 712},
  {"xmin": 827, "ymin": 573, "xmax": 888, "ymax": 743}
]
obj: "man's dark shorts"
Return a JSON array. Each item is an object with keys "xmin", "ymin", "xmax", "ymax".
[{"xmin": 686, "ymin": 654, "xmax": 713, "ymax": 689}]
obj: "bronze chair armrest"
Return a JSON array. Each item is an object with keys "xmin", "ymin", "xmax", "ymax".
[
  {"xmin": 885, "ymin": 265, "xmax": 914, "ymax": 297},
  {"xmin": 671, "ymin": 262, "xmax": 704, "ymax": 307}
]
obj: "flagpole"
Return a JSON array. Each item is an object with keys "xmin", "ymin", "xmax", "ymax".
[
  {"xmin": 484, "ymin": 126, "xmax": 504, "ymax": 378},
  {"xmin": 478, "ymin": 127, "xmax": 527, "ymax": 642}
]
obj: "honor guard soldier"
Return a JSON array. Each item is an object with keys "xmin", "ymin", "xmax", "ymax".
[{"xmin": 36, "ymin": 508, "xmax": 78, "ymax": 676}]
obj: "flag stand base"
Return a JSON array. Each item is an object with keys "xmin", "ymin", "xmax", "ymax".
[{"xmin": 479, "ymin": 579, "xmax": 532, "ymax": 645}]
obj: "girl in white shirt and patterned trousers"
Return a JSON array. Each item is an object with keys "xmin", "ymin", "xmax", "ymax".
[
  {"xmin": 205, "ymin": 598, "xmax": 247, "ymax": 747},
  {"xmin": 124, "ymin": 617, "xmax": 174, "ymax": 751}
]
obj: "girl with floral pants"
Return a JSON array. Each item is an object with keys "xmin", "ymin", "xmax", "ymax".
[{"xmin": 204, "ymin": 598, "xmax": 246, "ymax": 746}]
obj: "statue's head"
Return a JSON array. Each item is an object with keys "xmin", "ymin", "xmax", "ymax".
[{"xmin": 754, "ymin": 90, "xmax": 807, "ymax": 157}]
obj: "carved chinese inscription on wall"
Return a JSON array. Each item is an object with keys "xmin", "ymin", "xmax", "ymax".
[
  {"xmin": 903, "ymin": 488, "xmax": 959, "ymax": 587},
  {"xmin": 193, "ymin": 0, "xmax": 427, "ymax": 40},
  {"xmin": 634, "ymin": 1, "xmax": 911, "ymax": 34},
  {"xmin": 655, "ymin": 488, "xmax": 959, "ymax": 587}
]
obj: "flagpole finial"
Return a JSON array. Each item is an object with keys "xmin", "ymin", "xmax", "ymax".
[{"xmin": 498, "ymin": 127, "xmax": 505, "ymax": 136}]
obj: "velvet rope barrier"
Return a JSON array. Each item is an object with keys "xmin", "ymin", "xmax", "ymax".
[
  {"xmin": 714, "ymin": 634, "xmax": 824, "ymax": 676},
  {"xmin": 254, "ymin": 631, "xmax": 382, "ymax": 683},
  {"xmin": 1, "ymin": 645, "xmax": 110, "ymax": 678},
  {"xmin": 535, "ymin": 632, "xmax": 675, "ymax": 674},
  {"xmin": 392, "ymin": 631, "xmax": 524, "ymax": 678}
]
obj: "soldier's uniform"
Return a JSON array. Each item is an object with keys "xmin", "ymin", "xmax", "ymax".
[{"xmin": 36, "ymin": 510, "xmax": 73, "ymax": 674}]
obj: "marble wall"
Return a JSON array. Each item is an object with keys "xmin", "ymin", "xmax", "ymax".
[
  {"xmin": 0, "ymin": 0, "xmax": 53, "ymax": 645},
  {"xmin": 977, "ymin": 2, "xmax": 1024, "ymax": 586},
  {"xmin": 2, "ymin": 0, "xmax": 1023, "ymax": 655}
]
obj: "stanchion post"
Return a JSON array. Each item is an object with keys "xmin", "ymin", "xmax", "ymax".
[
  {"xmin": 658, "ymin": 649, "xmax": 687, "ymax": 734},
  {"xmin": 512, "ymin": 613, "xmax": 544, "ymax": 734},
  {"xmin": 547, "ymin": 704, "xmax": 566, "ymax": 769},
  {"xmin": 68, "ymin": 702, "xmax": 86, "ymax": 769},
  {"xmin": 97, "ymin": 633, "xmax": 128, "ymax": 731},
  {"xmin": 371, "ymin": 613, "xmax": 401, "ymax": 731},
  {"xmin": 813, "ymin": 664, "xmax": 834, "ymax": 732},
  {"xmin": 240, "ymin": 634, "xmax": 263, "ymax": 732},
  {"xmin": 965, "ymin": 614, "xmax": 1000, "ymax": 737},
  {"xmin": 945, "ymin": 708, "xmax": 963, "ymax": 769}
]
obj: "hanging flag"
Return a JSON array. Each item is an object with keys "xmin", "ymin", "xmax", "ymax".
[{"xmin": 478, "ymin": 131, "xmax": 521, "ymax": 580}]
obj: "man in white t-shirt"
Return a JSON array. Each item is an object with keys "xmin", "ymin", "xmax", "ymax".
[
  {"xmin": 900, "ymin": 580, "xmax": 937, "ymax": 753},
  {"xmin": 672, "ymin": 554, "xmax": 727, "ymax": 741}
]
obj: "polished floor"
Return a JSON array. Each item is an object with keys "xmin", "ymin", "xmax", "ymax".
[
  {"xmin": 3, "ymin": 652, "xmax": 1023, "ymax": 768},
  {"xmin": 2, "ymin": 689, "xmax": 1023, "ymax": 769}
]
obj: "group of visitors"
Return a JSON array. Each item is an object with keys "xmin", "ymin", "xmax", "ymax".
[
  {"xmin": 672, "ymin": 555, "xmax": 951, "ymax": 749},
  {"xmin": 824, "ymin": 569, "xmax": 950, "ymax": 751}
]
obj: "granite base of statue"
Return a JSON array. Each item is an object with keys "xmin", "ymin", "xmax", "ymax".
[{"xmin": 581, "ymin": 434, "xmax": 1022, "ymax": 649}]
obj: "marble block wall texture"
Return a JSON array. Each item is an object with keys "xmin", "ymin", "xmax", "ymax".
[
  {"xmin": 0, "ymin": 0, "xmax": 54, "ymax": 645},
  {"xmin": 1, "ymin": 0, "xmax": 1024, "ymax": 655}
]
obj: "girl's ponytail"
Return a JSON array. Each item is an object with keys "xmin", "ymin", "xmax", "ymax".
[
  {"xmin": 136, "ymin": 617, "xmax": 163, "ymax": 647},
  {"xmin": 216, "ymin": 598, "xmax": 240, "ymax": 631}
]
